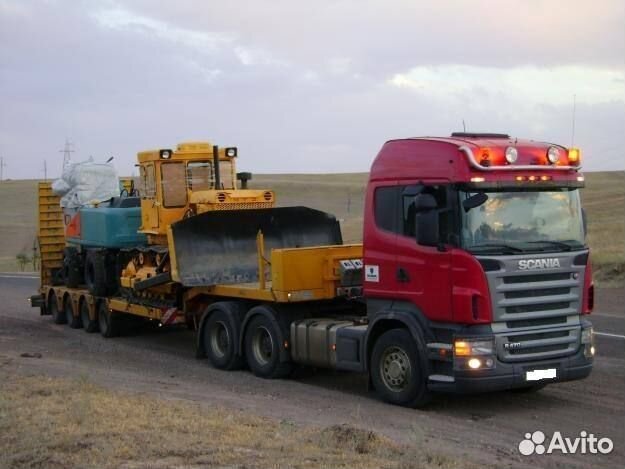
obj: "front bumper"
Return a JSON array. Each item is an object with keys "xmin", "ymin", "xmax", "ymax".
[{"xmin": 428, "ymin": 347, "xmax": 593, "ymax": 393}]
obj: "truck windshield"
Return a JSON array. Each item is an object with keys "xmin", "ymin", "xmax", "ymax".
[{"xmin": 460, "ymin": 189, "xmax": 585, "ymax": 253}]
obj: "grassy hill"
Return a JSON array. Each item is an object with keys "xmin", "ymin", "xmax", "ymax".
[{"xmin": 0, "ymin": 171, "xmax": 622, "ymax": 285}]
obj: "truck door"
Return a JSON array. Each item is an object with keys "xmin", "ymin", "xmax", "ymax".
[
  {"xmin": 394, "ymin": 183, "xmax": 452, "ymax": 322},
  {"xmin": 140, "ymin": 163, "xmax": 159, "ymax": 232},
  {"xmin": 363, "ymin": 182, "xmax": 400, "ymax": 301}
]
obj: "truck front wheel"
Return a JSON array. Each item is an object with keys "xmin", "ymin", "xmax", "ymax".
[{"xmin": 371, "ymin": 328, "xmax": 431, "ymax": 408}]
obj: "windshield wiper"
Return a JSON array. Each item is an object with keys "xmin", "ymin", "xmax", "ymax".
[
  {"xmin": 525, "ymin": 240, "xmax": 576, "ymax": 251},
  {"xmin": 471, "ymin": 243, "xmax": 525, "ymax": 254}
]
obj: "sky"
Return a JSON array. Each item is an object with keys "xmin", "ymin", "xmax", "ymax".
[{"xmin": 1, "ymin": 0, "xmax": 624, "ymax": 180}]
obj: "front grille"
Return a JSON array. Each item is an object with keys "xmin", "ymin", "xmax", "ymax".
[
  {"xmin": 505, "ymin": 316, "xmax": 568, "ymax": 329},
  {"xmin": 506, "ymin": 301, "xmax": 570, "ymax": 315},
  {"xmin": 498, "ymin": 327, "xmax": 579, "ymax": 362},
  {"xmin": 505, "ymin": 287, "xmax": 570, "ymax": 299},
  {"xmin": 480, "ymin": 252, "xmax": 587, "ymax": 362},
  {"xmin": 503, "ymin": 272, "xmax": 571, "ymax": 284},
  {"xmin": 509, "ymin": 344, "xmax": 569, "ymax": 355}
]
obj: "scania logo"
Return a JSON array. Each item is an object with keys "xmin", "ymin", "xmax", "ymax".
[
  {"xmin": 504, "ymin": 342, "xmax": 523, "ymax": 350},
  {"xmin": 518, "ymin": 258, "xmax": 561, "ymax": 270}
]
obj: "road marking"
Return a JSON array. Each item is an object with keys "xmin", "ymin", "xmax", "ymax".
[
  {"xmin": 594, "ymin": 331, "xmax": 625, "ymax": 340},
  {"xmin": 594, "ymin": 312, "xmax": 625, "ymax": 319},
  {"xmin": 0, "ymin": 275, "xmax": 39, "ymax": 279}
]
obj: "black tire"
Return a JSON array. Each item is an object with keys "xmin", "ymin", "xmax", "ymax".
[
  {"xmin": 48, "ymin": 293, "xmax": 66, "ymax": 325},
  {"xmin": 64, "ymin": 298, "xmax": 82, "ymax": 329},
  {"xmin": 244, "ymin": 312, "xmax": 292, "ymax": 379},
  {"xmin": 63, "ymin": 247, "xmax": 83, "ymax": 288},
  {"xmin": 370, "ymin": 328, "xmax": 432, "ymax": 408},
  {"xmin": 80, "ymin": 299, "xmax": 99, "ymax": 333},
  {"xmin": 203, "ymin": 305, "xmax": 244, "ymax": 370},
  {"xmin": 84, "ymin": 250, "xmax": 107, "ymax": 297},
  {"xmin": 97, "ymin": 301, "xmax": 119, "ymax": 338}
]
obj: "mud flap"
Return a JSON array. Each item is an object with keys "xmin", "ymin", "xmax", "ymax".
[{"xmin": 170, "ymin": 207, "xmax": 343, "ymax": 287}]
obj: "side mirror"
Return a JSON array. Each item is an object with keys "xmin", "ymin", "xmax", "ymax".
[
  {"xmin": 462, "ymin": 192, "xmax": 488, "ymax": 212},
  {"xmin": 413, "ymin": 194, "xmax": 439, "ymax": 247},
  {"xmin": 416, "ymin": 211, "xmax": 439, "ymax": 247},
  {"xmin": 414, "ymin": 193, "xmax": 437, "ymax": 212}
]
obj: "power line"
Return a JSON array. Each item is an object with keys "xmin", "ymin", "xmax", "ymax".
[{"xmin": 59, "ymin": 138, "xmax": 75, "ymax": 168}]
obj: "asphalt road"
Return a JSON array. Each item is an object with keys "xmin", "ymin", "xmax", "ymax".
[{"xmin": 1, "ymin": 274, "xmax": 623, "ymax": 469}]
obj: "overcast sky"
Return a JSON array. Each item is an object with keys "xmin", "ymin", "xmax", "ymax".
[{"xmin": 1, "ymin": 0, "xmax": 624, "ymax": 180}]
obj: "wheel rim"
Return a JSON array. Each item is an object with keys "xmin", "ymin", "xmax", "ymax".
[
  {"xmin": 379, "ymin": 346, "xmax": 411, "ymax": 392},
  {"xmin": 209, "ymin": 321, "xmax": 230, "ymax": 358},
  {"xmin": 251, "ymin": 326, "xmax": 273, "ymax": 366}
]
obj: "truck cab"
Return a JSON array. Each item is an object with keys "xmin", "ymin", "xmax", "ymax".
[{"xmin": 363, "ymin": 133, "xmax": 594, "ymax": 400}]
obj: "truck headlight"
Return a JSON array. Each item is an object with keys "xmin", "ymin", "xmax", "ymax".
[{"xmin": 454, "ymin": 337, "xmax": 496, "ymax": 370}]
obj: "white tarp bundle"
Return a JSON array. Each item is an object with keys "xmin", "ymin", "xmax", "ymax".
[{"xmin": 51, "ymin": 158, "xmax": 119, "ymax": 208}]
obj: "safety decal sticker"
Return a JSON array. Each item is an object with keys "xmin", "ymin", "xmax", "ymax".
[{"xmin": 365, "ymin": 265, "xmax": 379, "ymax": 283}]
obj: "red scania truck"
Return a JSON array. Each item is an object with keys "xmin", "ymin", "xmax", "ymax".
[{"xmin": 32, "ymin": 133, "xmax": 594, "ymax": 407}]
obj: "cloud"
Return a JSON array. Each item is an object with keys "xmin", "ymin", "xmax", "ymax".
[{"xmin": 0, "ymin": 0, "xmax": 623, "ymax": 180}]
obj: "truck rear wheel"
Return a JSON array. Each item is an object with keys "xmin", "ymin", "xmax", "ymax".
[
  {"xmin": 370, "ymin": 328, "xmax": 431, "ymax": 408},
  {"xmin": 244, "ymin": 313, "xmax": 292, "ymax": 379},
  {"xmin": 97, "ymin": 301, "xmax": 119, "ymax": 338},
  {"xmin": 48, "ymin": 293, "xmax": 66, "ymax": 325},
  {"xmin": 80, "ymin": 299, "xmax": 99, "ymax": 333},
  {"xmin": 203, "ymin": 306, "xmax": 244, "ymax": 370},
  {"xmin": 64, "ymin": 298, "xmax": 82, "ymax": 329}
]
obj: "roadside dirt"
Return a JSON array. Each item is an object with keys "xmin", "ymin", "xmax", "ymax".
[{"xmin": 1, "ymin": 276, "xmax": 623, "ymax": 469}]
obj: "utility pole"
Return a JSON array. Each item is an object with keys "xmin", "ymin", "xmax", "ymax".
[
  {"xmin": 0, "ymin": 156, "xmax": 6, "ymax": 181},
  {"xmin": 59, "ymin": 138, "xmax": 75, "ymax": 168},
  {"xmin": 43, "ymin": 160, "xmax": 48, "ymax": 181}
]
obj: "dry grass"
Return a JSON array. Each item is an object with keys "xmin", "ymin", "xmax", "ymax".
[
  {"xmin": 0, "ymin": 172, "xmax": 623, "ymax": 285},
  {"xmin": 0, "ymin": 373, "xmax": 465, "ymax": 469}
]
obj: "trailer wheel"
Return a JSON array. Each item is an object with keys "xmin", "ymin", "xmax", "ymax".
[
  {"xmin": 64, "ymin": 298, "xmax": 82, "ymax": 329},
  {"xmin": 63, "ymin": 247, "xmax": 83, "ymax": 288},
  {"xmin": 97, "ymin": 301, "xmax": 119, "ymax": 338},
  {"xmin": 370, "ymin": 328, "xmax": 431, "ymax": 408},
  {"xmin": 48, "ymin": 293, "xmax": 66, "ymax": 325},
  {"xmin": 203, "ymin": 307, "xmax": 244, "ymax": 370},
  {"xmin": 244, "ymin": 314, "xmax": 292, "ymax": 379},
  {"xmin": 80, "ymin": 299, "xmax": 98, "ymax": 333}
]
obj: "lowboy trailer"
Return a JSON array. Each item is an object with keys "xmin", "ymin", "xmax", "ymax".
[{"xmin": 31, "ymin": 134, "xmax": 595, "ymax": 407}]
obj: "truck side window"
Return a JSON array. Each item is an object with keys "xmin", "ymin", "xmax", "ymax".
[
  {"xmin": 161, "ymin": 163, "xmax": 187, "ymax": 207},
  {"xmin": 141, "ymin": 164, "xmax": 156, "ymax": 198},
  {"xmin": 374, "ymin": 186, "xmax": 400, "ymax": 233}
]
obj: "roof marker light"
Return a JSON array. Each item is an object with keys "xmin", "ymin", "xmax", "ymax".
[
  {"xmin": 470, "ymin": 177, "xmax": 485, "ymax": 183},
  {"xmin": 528, "ymin": 175, "xmax": 537, "ymax": 181},
  {"xmin": 540, "ymin": 175, "xmax": 552, "ymax": 181},
  {"xmin": 547, "ymin": 146, "xmax": 561, "ymax": 164},
  {"xmin": 515, "ymin": 176, "xmax": 526, "ymax": 182},
  {"xmin": 568, "ymin": 148, "xmax": 581, "ymax": 164},
  {"xmin": 505, "ymin": 147, "xmax": 518, "ymax": 164},
  {"xmin": 577, "ymin": 176, "xmax": 585, "ymax": 182}
]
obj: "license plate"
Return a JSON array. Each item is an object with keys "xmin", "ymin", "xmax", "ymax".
[{"xmin": 526, "ymin": 368, "xmax": 557, "ymax": 381}]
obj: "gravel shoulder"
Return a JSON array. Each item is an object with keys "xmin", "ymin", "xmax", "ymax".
[{"xmin": 1, "ymin": 276, "xmax": 623, "ymax": 468}]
